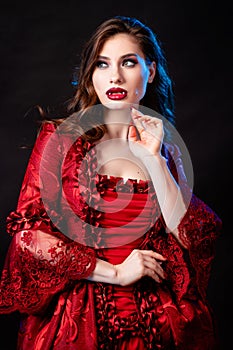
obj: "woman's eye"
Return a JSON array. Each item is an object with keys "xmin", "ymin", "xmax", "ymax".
[
  {"xmin": 123, "ymin": 59, "xmax": 137, "ymax": 67},
  {"xmin": 96, "ymin": 61, "xmax": 108, "ymax": 69}
]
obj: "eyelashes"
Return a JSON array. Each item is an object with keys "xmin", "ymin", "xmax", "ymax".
[
  {"xmin": 122, "ymin": 58, "xmax": 138, "ymax": 67},
  {"xmin": 95, "ymin": 58, "xmax": 138, "ymax": 69},
  {"xmin": 96, "ymin": 61, "xmax": 108, "ymax": 69}
]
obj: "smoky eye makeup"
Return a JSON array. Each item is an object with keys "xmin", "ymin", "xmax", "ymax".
[
  {"xmin": 95, "ymin": 53, "xmax": 140, "ymax": 69},
  {"xmin": 95, "ymin": 60, "xmax": 109, "ymax": 69},
  {"xmin": 122, "ymin": 58, "xmax": 138, "ymax": 67}
]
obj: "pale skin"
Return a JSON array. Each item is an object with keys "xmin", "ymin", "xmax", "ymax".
[{"xmin": 85, "ymin": 33, "xmax": 188, "ymax": 287}]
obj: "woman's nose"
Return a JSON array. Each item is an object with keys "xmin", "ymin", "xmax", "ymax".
[{"xmin": 109, "ymin": 67, "xmax": 123, "ymax": 84}]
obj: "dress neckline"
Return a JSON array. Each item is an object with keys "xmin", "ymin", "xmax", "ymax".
[{"xmin": 96, "ymin": 173, "xmax": 152, "ymax": 184}]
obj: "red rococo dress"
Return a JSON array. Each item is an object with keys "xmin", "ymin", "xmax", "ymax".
[{"xmin": 0, "ymin": 122, "xmax": 222, "ymax": 349}]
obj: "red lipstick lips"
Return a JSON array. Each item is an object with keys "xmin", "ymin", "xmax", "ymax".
[{"xmin": 106, "ymin": 87, "xmax": 127, "ymax": 100}]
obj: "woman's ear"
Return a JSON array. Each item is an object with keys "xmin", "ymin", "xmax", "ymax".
[{"xmin": 148, "ymin": 61, "xmax": 156, "ymax": 83}]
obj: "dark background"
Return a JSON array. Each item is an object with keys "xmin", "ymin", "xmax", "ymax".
[{"xmin": 0, "ymin": 0, "xmax": 232, "ymax": 349}]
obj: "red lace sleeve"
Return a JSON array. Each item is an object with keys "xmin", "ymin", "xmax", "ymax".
[
  {"xmin": 0, "ymin": 122, "xmax": 96, "ymax": 315},
  {"xmin": 164, "ymin": 143, "xmax": 222, "ymax": 300},
  {"xmin": 177, "ymin": 195, "xmax": 222, "ymax": 299}
]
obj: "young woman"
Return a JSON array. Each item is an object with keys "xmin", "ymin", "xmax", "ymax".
[{"xmin": 0, "ymin": 16, "xmax": 222, "ymax": 349}]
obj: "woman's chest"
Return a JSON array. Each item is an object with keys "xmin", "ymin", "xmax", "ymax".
[{"xmin": 94, "ymin": 139, "xmax": 150, "ymax": 181}]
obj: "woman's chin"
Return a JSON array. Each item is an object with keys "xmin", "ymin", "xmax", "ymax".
[{"xmin": 103, "ymin": 101, "xmax": 137, "ymax": 110}]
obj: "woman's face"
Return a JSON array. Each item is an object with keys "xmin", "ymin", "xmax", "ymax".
[{"xmin": 92, "ymin": 33, "xmax": 156, "ymax": 109}]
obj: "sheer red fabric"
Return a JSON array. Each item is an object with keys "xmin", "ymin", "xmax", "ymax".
[{"xmin": 0, "ymin": 122, "xmax": 222, "ymax": 349}]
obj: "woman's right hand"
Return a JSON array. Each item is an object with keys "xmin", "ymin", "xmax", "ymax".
[{"xmin": 114, "ymin": 249, "xmax": 167, "ymax": 286}]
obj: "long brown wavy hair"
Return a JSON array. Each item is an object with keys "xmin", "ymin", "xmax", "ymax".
[{"xmin": 41, "ymin": 16, "xmax": 175, "ymax": 142}]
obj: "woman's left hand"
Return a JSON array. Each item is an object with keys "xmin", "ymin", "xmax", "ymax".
[{"xmin": 128, "ymin": 107, "xmax": 164, "ymax": 159}]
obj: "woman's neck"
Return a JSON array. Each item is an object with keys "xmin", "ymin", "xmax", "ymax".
[{"xmin": 103, "ymin": 107, "xmax": 132, "ymax": 140}]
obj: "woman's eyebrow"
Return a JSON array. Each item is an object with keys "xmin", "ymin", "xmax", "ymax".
[{"xmin": 97, "ymin": 53, "xmax": 138, "ymax": 60}]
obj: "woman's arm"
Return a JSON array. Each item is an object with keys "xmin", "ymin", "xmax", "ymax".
[
  {"xmin": 142, "ymin": 153, "xmax": 187, "ymax": 241},
  {"xmin": 128, "ymin": 108, "xmax": 187, "ymax": 245},
  {"xmin": 86, "ymin": 249, "xmax": 167, "ymax": 286}
]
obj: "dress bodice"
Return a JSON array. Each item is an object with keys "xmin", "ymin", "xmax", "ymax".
[{"xmin": 95, "ymin": 173, "xmax": 160, "ymax": 261}]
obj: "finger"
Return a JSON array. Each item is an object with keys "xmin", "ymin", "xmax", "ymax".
[
  {"xmin": 145, "ymin": 116, "xmax": 163, "ymax": 125},
  {"xmin": 131, "ymin": 107, "xmax": 144, "ymax": 118},
  {"xmin": 128, "ymin": 125, "xmax": 138, "ymax": 142},
  {"xmin": 131, "ymin": 108, "xmax": 155, "ymax": 124},
  {"xmin": 141, "ymin": 119, "xmax": 163, "ymax": 137},
  {"xmin": 131, "ymin": 110, "xmax": 162, "ymax": 137},
  {"xmin": 146, "ymin": 268, "xmax": 163, "ymax": 283},
  {"xmin": 132, "ymin": 114, "xmax": 151, "ymax": 126},
  {"xmin": 131, "ymin": 116, "xmax": 145, "ymax": 135},
  {"xmin": 130, "ymin": 108, "xmax": 145, "ymax": 132},
  {"xmin": 131, "ymin": 109, "xmax": 162, "ymax": 129},
  {"xmin": 143, "ymin": 257, "xmax": 166, "ymax": 279},
  {"xmin": 131, "ymin": 107, "xmax": 162, "ymax": 124},
  {"xmin": 142, "ymin": 121, "xmax": 164, "ymax": 140},
  {"xmin": 138, "ymin": 249, "xmax": 167, "ymax": 261}
]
